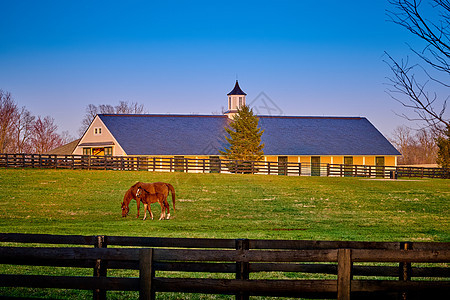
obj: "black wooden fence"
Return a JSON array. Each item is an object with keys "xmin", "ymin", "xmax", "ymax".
[
  {"xmin": 0, "ymin": 233, "xmax": 449, "ymax": 299},
  {"xmin": 1, "ymin": 153, "xmax": 449, "ymax": 179}
]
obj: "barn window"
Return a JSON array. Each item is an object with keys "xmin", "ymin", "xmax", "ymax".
[
  {"xmin": 94, "ymin": 127, "xmax": 102, "ymax": 135},
  {"xmin": 376, "ymin": 157, "xmax": 385, "ymax": 166},
  {"xmin": 105, "ymin": 147, "xmax": 113, "ymax": 156}
]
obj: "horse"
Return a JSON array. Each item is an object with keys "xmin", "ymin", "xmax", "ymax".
[
  {"xmin": 135, "ymin": 182, "xmax": 176, "ymax": 220},
  {"xmin": 136, "ymin": 185, "xmax": 170, "ymax": 220},
  {"xmin": 121, "ymin": 181, "xmax": 176, "ymax": 219}
]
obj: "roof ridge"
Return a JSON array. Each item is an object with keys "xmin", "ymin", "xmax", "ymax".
[
  {"xmin": 258, "ymin": 115, "xmax": 364, "ymax": 120},
  {"xmin": 98, "ymin": 114, "xmax": 363, "ymax": 120},
  {"xmin": 98, "ymin": 114, "xmax": 228, "ymax": 118}
]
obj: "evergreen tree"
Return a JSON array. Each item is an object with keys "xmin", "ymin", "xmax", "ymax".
[
  {"xmin": 436, "ymin": 125, "xmax": 450, "ymax": 170},
  {"xmin": 220, "ymin": 105, "xmax": 264, "ymax": 161}
]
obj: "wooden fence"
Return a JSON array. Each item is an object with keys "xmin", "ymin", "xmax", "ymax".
[
  {"xmin": 0, "ymin": 233, "xmax": 449, "ymax": 299},
  {"xmin": 0, "ymin": 153, "xmax": 449, "ymax": 179}
]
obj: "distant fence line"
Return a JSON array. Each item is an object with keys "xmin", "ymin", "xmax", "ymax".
[
  {"xmin": 0, "ymin": 153, "xmax": 449, "ymax": 179},
  {"xmin": 0, "ymin": 233, "xmax": 449, "ymax": 299}
]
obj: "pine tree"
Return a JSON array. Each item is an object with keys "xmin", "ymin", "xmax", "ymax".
[
  {"xmin": 436, "ymin": 125, "xmax": 450, "ymax": 171},
  {"xmin": 220, "ymin": 105, "xmax": 264, "ymax": 161}
]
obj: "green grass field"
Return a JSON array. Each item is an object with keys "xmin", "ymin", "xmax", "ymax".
[
  {"xmin": 0, "ymin": 168, "xmax": 449, "ymax": 299},
  {"xmin": 0, "ymin": 168, "xmax": 449, "ymax": 241}
]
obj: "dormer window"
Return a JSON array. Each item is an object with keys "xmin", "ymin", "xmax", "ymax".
[{"xmin": 94, "ymin": 127, "xmax": 102, "ymax": 135}]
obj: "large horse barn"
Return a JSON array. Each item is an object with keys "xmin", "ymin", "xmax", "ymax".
[{"xmin": 69, "ymin": 81, "xmax": 400, "ymax": 173}]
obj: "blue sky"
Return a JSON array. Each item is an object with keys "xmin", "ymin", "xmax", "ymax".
[{"xmin": 0, "ymin": 0, "xmax": 437, "ymax": 138}]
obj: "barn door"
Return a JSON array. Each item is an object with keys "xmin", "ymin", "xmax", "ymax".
[
  {"xmin": 311, "ymin": 156, "xmax": 321, "ymax": 176},
  {"xmin": 344, "ymin": 156, "xmax": 353, "ymax": 177},
  {"xmin": 376, "ymin": 156, "xmax": 385, "ymax": 177},
  {"xmin": 278, "ymin": 156, "xmax": 288, "ymax": 175}
]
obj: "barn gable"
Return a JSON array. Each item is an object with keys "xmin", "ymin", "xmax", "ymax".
[{"xmin": 73, "ymin": 115, "xmax": 127, "ymax": 156}]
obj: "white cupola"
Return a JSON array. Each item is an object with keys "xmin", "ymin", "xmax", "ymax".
[{"xmin": 224, "ymin": 80, "xmax": 246, "ymax": 119}]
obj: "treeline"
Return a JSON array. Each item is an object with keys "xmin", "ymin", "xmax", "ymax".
[
  {"xmin": 0, "ymin": 90, "xmax": 73, "ymax": 154},
  {"xmin": 389, "ymin": 126, "xmax": 438, "ymax": 165}
]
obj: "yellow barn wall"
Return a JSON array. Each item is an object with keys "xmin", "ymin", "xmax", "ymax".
[
  {"xmin": 385, "ymin": 156, "xmax": 397, "ymax": 166},
  {"xmin": 288, "ymin": 156, "xmax": 298, "ymax": 163},
  {"xmin": 333, "ymin": 156, "xmax": 344, "ymax": 164},
  {"xmin": 300, "ymin": 156, "xmax": 311, "ymax": 163},
  {"xmin": 117, "ymin": 154, "xmax": 398, "ymax": 167},
  {"xmin": 353, "ymin": 156, "xmax": 364, "ymax": 165},
  {"xmin": 321, "ymin": 157, "xmax": 332, "ymax": 164},
  {"xmin": 365, "ymin": 156, "xmax": 375, "ymax": 165},
  {"xmin": 265, "ymin": 156, "xmax": 278, "ymax": 162}
]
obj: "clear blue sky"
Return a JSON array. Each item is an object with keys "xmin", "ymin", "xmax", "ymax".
[{"xmin": 0, "ymin": 0, "xmax": 433, "ymax": 138}]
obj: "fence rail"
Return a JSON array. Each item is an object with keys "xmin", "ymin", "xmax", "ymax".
[
  {"xmin": 0, "ymin": 153, "xmax": 449, "ymax": 179},
  {"xmin": 0, "ymin": 233, "xmax": 449, "ymax": 299}
]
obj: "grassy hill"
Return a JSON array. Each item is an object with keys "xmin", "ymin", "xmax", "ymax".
[{"xmin": 0, "ymin": 168, "xmax": 449, "ymax": 242}]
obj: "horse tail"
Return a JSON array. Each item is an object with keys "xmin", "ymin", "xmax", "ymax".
[{"xmin": 166, "ymin": 183, "xmax": 176, "ymax": 211}]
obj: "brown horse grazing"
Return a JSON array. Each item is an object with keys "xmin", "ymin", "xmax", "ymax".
[
  {"xmin": 121, "ymin": 182, "xmax": 176, "ymax": 219},
  {"xmin": 121, "ymin": 182, "xmax": 146, "ymax": 218}
]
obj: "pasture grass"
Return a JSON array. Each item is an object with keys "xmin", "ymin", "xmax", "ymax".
[
  {"xmin": 0, "ymin": 168, "xmax": 449, "ymax": 299},
  {"xmin": 0, "ymin": 168, "xmax": 448, "ymax": 241}
]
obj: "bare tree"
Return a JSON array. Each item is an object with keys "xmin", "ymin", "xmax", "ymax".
[
  {"xmin": 0, "ymin": 90, "xmax": 18, "ymax": 152},
  {"xmin": 31, "ymin": 116, "xmax": 64, "ymax": 154},
  {"xmin": 14, "ymin": 106, "xmax": 36, "ymax": 153},
  {"xmin": 385, "ymin": 0, "xmax": 450, "ymax": 135},
  {"xmin": 99, "ymin": 104, "xmax": 115, "ymax": 114},
  {"xmin": 79, "ymin": 101, "xmax": 147, "ymax": 136},
  {"xmin": 390, "ymin": 125, "xmax": 438, "ymax": 164},
  {"xmin": 115, "ymin": 101, "xmax": 145, "ymax": 114}
]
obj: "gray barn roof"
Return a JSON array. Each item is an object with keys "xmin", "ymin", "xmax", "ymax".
[{"xmin": 98, "ymin": 114, "xmax": 400, "ymax": 156}]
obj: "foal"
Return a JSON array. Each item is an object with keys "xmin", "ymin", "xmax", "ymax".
[{"xmin": 136, "ymin": 185, "xmax": 170, "ymax": 220}]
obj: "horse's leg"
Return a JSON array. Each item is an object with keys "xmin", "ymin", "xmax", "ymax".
[
  {"xmin": 148, "ymin": 203, "xmax": 154, "ymax": 220},
  {"xmin": 143, "ymin": 203, "xmax": 147, "ymax": 220},
  {"xmin": 136, "ymin": 199, "xmax": 140, "ymax": 218},
  {"xmin": 164, "ymin": 200, "xmax": 170, "ymax": 219},
  {"xmin": 158, "ymin": 202, "xmax": 165, "ymax": 220}
]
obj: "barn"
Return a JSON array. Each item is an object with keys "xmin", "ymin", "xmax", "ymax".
[{"xmin": 73, "ymin": 81, "xmax": 400, "ymax": 167}]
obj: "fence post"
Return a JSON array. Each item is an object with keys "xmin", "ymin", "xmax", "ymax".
[
  {"xmin": 235, "ymin": 239, "xmax": 249, "ymax": 300},
  {"xmin": 399, "ymin": 242, "xmax": 412, "ymax": 300},
  {"xmin": 93, "ymin": 235, "xmax": 108, "ymax": 300},
  {"xmin": 337, "ymin": 249, "xmax": 352, "ymax": 300},
  {"xmin": 140, "ymin": 248, "xmax": 155, "ymax": 300}
]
